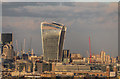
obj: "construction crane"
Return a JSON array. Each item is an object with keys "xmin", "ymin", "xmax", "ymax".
[
  {"xmin": 28, "ymin": 37, "xmax": 32, "ymax": 54},
  {"xmin": 16, "ymin": 40, "xmax": 19, "ymax": 56},
  {"xmin": 23, "ymin": 38, "xmax": 25, "ymax": 54},
  {"xmin": 89, "ymin": 36, "xmax": 92, "ymax": 63},
  {"xmin": 21, "ymin": 42, "xmax": 23, "ymax": 55}
]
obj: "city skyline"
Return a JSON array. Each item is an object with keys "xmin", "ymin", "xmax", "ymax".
[{"xmin": 2, "ymin": 2, "xmax": 118, "ymax": 57}]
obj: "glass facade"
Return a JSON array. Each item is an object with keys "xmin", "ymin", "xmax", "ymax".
[
  {"xmin": 41, "ymin": 22, "xmax": 66, "ymax": 61},
  {"xmin": 1, "ymin": 33, "xmax": 13, "ymax": 53},
  {"xmin": 2, "ymin": 33, "xmax": 12, "ymax": 45}
]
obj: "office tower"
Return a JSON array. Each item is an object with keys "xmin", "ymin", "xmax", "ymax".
[
  {"xmin": 2, "ymin": 43, "xmax": 15, "ymax": 59},
  {"xmin": 106, "ymin": 55, "xmax": 111, "ymax": 64},
  {"xmin": 111, "ymin": 57, "xmax": 116, "ymax": 63},
  {"xmin": 63, "ymin": 50, "xmax": 71, "ymax": 64},
  {"xmin": 1, "ymin": 33, "xmax": 13, "ymax": 53},
  {"xmin": 41, "ymin": 22, "xmax": 66, "ymax": 61},
  {"xmin": 63, "ymin": 50, "xmax": 70, "ymax": 58},
  {"xmin": 2, "ymin": 33, "xmax": 13, "ymax": 45},
  {"xmin": 100, "ymin": 51, "xmax": 106, "ymax": 63},
  {"xmin": 1, "ymin": 33, "xmax": 13, "ymax": 59}
]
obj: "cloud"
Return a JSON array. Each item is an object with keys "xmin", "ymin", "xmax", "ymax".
[
  {"xmin": 3, "ymin": 2, "xmax": 117, "ymax": 18},
  {"xmin": 3, "ymin": 17, "xmax": 39, "ymax": 30}
]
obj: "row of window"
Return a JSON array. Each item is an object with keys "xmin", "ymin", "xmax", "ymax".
[{"xmin": 42, "ymin": 24, "xmax": 62, "ymax": 29}]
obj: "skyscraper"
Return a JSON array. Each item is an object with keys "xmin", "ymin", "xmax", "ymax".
[
  {"xmin": 1, "ymin": 33, "xmax": 13, "ymax": 53},
  {"xmin": 100, "ymin": 50, "xmax": 106, "ymax": 63},
  {"xmin": 41, "ymin": 22, "xmax": 66, "ymax": 61},
  {"xmin": 2, "ymin": 43, "xmax": 15, "ymax": 59},
  {"xmin": 2, "ymin": 33, "xmax": 13, "ymax": 45}
]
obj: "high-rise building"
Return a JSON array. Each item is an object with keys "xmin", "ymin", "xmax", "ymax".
[
  {"xmin": 63, "ymin": 50, "xmax": 70, "ymax": 58},
  {"xmin": 2, "ymin": 43, "xmax": 15, "ymax": 59},
  {"xmin": 106, "ymin": 55, "xmax": 111, "ymax": 64},
  {"xmin": 111, "ymin": 57, "xmax": 116, "ymax": 63},
  {"xmin": 100, "ymin": 51, "xmax": 106, "ymax": 63},
  {"xmin": 2, "ymin": 33, "xmax": 13, "ymax": 45},
  {"xmin": 1, "ymin": 33, "xmax": 13, "ymax": 53},
  {"xmin": 63, "ymin": 50, "xmax": 71, "ymax": 64},
  {"xmin": 41, "ymin": 22, "xmax": 66, "ymax": 61}
]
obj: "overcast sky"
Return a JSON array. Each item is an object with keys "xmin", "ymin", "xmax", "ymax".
[{"xmin": 2, "ymin": 2, "xmax": 118, "ymax": 57}]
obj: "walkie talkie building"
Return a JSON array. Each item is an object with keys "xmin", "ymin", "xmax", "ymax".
[{"xmin": 41, "ymin": 22, "xmax": 66, "ymax": 61}]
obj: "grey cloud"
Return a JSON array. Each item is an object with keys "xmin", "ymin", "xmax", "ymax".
[
  {"xmin": 2, "ymin": 2, "xmax": 118, "ymax": 27},
  {"xmin": 3, "ymin": 2, "xmax": 117, "ymax": 18}
]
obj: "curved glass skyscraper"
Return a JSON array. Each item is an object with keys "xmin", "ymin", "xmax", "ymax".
[{"xmin": 41, "ymin": 22, "xmax": 66, "ymax": 61}]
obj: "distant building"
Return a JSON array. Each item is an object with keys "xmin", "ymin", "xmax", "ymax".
[
  {"xmin": 29, "ymin": 55, "xmax": 43, "ymax": 62},
  {"xmin": 111, "ymin": 57, "xmax": 116, "ymax": 63},
  {"xmin": 41, "ymin": 22, "xmax": 67, "ymax": 61},
  {"xmin": 2, "ymin": 43, "xmax": 15, "ymax": 59},
  {"xmin": 71, "ymin": 53, "xmax": 82, "ymax": 59},
  {"xmin": 106, "ymin": 66, "xmax": 110, "ymax": 77},
  {"xmin": 106, "ymin": 55, "xmax": 111, "ymax": 64},
  {"xmin": 15, "ymin": 60, "xmax": 32, "ymax": 72},
  {"xmin": 2, "ymin": 33, "xmax": 13, "ymax": 45},
  {"xmin": 1, "ymin": 33, "xmax": 13, "ymax": 53},
  {"xmin": 53, "ymin": 64, "xmax": 90, "ymax": 72},
  {"xmin": 36, "ymin": 61, "xmax": 43, "ymax": 73},
  {"xmin": 62, "ymin": 50, "xmax": 71, "ymax": 64},
  {"xmin": 71, "ymin": 53, "xmax": 84, "ymax": 64},
  {"xmin": 63, "ymin": 50, "xmax": 70, "ymax": 58},
  {"xmin": 22, "ymin": 53, "xmax": 28, "ymax": 60},
  {"xmin": 117, "ymin": 56, "xmax": 120, "ymax": 64},
  {"xmin": 100, "ymin": 51, "xmax": 106, "ymax": 63},
  {"xmin": 36, "ymin": 61, "xmax": 52, "ymax": 73},
  {"xmin": 95, "ymin": 54, "xmax": 102, "ymax": 63}
]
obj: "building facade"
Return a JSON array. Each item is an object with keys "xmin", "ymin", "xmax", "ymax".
[
  {"xmin": 62, "ymin": 50, "xmax": 71, "ymax": 64},
  {"xmin": 2, "ymin": 43, "xmax": 15, "ymax": 59},
  {"xmin": 41, "ymin": 22, "xmax": 66, "ymax": 61},
  {"xmin": 2, "ymin": 33, "xmax": 13, "ymax": 45},
  {"xmin": 100, "ymin": 51, "xmax": 106, "ymax": 63},
  {"xmin": 1, "ymin": 33, "xmax": 13, "ymax": 53}
]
